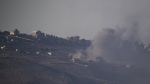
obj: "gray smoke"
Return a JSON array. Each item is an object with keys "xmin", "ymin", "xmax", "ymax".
[{"xmin": 73, "ymin": 18, "xmax": 150, "ymax": 67}]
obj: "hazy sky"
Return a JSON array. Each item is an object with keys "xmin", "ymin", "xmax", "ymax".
[{"xmin": 0, "ymin": 0, "xmax": 150, "ymax": 39}]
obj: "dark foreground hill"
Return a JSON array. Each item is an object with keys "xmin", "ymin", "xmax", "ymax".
[
  {"xmin": 0, "ymin": 51, "xmax": 114, "ymax": 84},
  {"xmin": 0, "ymin": 51, "xmax": 150, "ymax": 84}
]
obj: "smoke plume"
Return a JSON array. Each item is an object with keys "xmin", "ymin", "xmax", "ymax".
[{"xmin": 73, "ymin": 19, "xmax": 150, "ymax": 68}]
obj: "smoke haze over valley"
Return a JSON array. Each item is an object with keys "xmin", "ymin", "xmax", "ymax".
[
  {"xmin": 1, "ymin": 0, "xmax": 150, "ymax": 84},
  {"xmin": 73, "ymin": 20, "xmax": 150, "ymax": 68}
]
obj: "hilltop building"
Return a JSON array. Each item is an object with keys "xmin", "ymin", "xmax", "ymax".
[
  {"xmin": 32, "ymin": 30, "xmax": 45, "ymax": 38},
  {"xmin": 10, "ymin": 29, "xmax": 20, "ymax": 35}
]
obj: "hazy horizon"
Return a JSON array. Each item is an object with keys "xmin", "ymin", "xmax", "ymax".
[{"xmin": 1, "ymin": 0, "xmax": 150, "ymax": 39}]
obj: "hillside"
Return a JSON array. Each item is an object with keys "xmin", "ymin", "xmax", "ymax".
[{"xmin": 0, "ymin": 30, "xmax": 150, "ymax": 84}]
